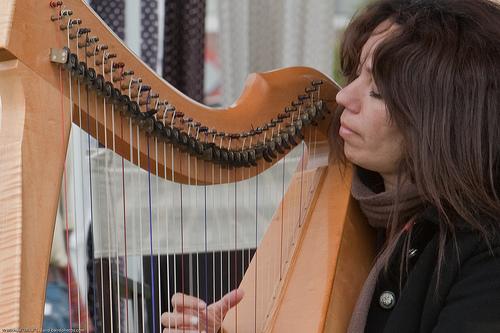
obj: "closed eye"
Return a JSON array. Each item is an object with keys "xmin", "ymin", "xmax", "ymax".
[{"xmin": 369, "ymin": 90, "xmax": 383, "ymax": 99}]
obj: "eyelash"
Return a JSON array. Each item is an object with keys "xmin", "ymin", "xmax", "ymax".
[
  {"xmin": 369, "ymin": 90, "xmax": 383, "ymax": 99},
  {"xmin": 352, "ymin": 70, "xmax": 382, "ymax": 99}
]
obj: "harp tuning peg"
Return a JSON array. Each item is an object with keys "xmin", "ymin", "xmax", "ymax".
[
  {"xmin": 105, "ymin": 53, "xmax": 117, "ymax": 61},
  {"xmin": 61, "ymin": 9, "xmax": 73, "ymax": 17},
  {"xmin": 50, "ymin": 1, "xmax": 63, "ymax": 7},
  {"xmin": 87, "ymin": 36, "xmax": 99, "ymax": 44},
  {"xmin": 78, "ymin": 28, "xmax": 91, "ymax": 35},
  {"xmin": 60, "ymin": 18, "xmax": 81, "ymax": 30}
]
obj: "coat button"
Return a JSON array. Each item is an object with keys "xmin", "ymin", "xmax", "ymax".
[
  {"xmin": 379, "ymin": 291, "xmax": 396, "ymax": 310},
  {"xmin": 408, "ymin": 248, "xmax": 419, "ymax": 258}
]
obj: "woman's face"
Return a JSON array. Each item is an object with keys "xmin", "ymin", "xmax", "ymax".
[{"xmin": 336, "ymin": 21, "xmax": 404, "ymax": 178}]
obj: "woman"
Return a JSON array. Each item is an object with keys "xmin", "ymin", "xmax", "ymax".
[{"xmin": 162, "ymin": 0, "xmax": 500, "ymax": 332}]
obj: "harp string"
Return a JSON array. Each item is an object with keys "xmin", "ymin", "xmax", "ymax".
[
  {"xmin": 197, "ymin": 153, "xmax": 202, "ymax": 333},
  {"xmin": 127, "ymin": 87, "xmax": 140, "ymax": 333},
  {"xmin": 62, "ymin": 80, "xmax": 73, "ymax": 333},
  {"xmin": 128, "ymin": 97, "xmax": 139, "ymax": 332},
  {"xmin": 146, "ymin": 133, "xmax": 158, "ymax": 333},
  {"xmin": 76, "ymin": 66, "xmax": 89, "ymax": 333},
  {"xmin": 180, "ymin": 151, "xmax": 185, "ymax": 330},
  {"xmin": 233, "ymin": 167, "xmax": 238, "ymax": 330},
  {"xmin": 70, "ymin": 28, "xmax": 85, "ymax": 331},
  {"xmin": 101, "ymin": 50, "xmax": 116, "ymax": 333},
  {"xmin": 288, "ymin": 149, "xmax": 296, "ymax": 268},
  {"xmin": 83, "ymin": 39, "xmax": 98, "ymax": 332},
  {"xmin": 136, "ymin": 121, "xmax": 147, "ymax": 333},
  {"xmin": 91, "ymin": 47, "xmax": 108, "ymax": 333},
  {"xmin": 228, "ymin": 149, "xmax": 232, "ymax": 320},
  {"xmin": 227, "ymin": 147, "xmax": 232, "ymax": 325},
  {"xmin": 185, "ymin": 136, "xmax": 195, "ymax": 326},
  {"xmin": 162, "ymin": 120, "xmax": 172, "ymax": 332},
  {"xmin": 118, "ymin": 99, "xmax": 130, "ymax": 333},
  {"xmin": 280, "ymin": 155, "xmax": 286, "ymax": 281},
  {"xmin": 109, "ymin": 60, "xmax": 123, "ymax": 333},
  {"xmin": 194, "ymin": 142, "xmax": 199, "ymax": 331},
  {"xmin": 298, "ymin": 142, "xmax": 305, "ymax": 231},
  {"xmin": 155, "ymin": 134, "xmax": 162, "ymax": 333},
  {"xmin": 296, "ymin": 143, "xmax": 305, "ymax": 274},
  {"xmin": 202, "ymin": 141, "xmax": 209, "ymax": 333},
  {"xmin": 170, "ymin": 142, "xmax": 177, "ymax": 331},
  {"xmin": 60, "ymin": 52, "xmax": 73, "ymax": 333},
  {"xmin": 193, "ymin": 135, "xmax": 200, "ymax": 331},
  {"xmin": 219, "ymin": 149, "xmax": 223, "ymax": 327},
  {"xmin": 266, "ymin": 157, "xmax": 274, "ymax": 322},
  {"xmin": 164, "ymin": 139, "xmax": 170, "ymax": 332},
  {"xmin": 111, "ymin": 63, "xmax": 124, "ymax": 333},
  {"xmin": 62, "ymin": 32, "xmax": 73, "ymax": 331},
  {"xmin": 212, "ymin": 142, "xmax": 218, "ymax": 333},
  {"xmin": 227, "ymin": 134, "xmax": 235, "ymax": 330},
  {"xmin": 304, "ymin": 128, "xmax": 316, "ymax": 230},
  {"xmin": 254, "ymin": 170, "xmax": 259, "ymax": 333}
]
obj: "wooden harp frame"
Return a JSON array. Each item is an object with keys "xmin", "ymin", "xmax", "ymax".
[{"xmin": 0, "ymin": 0, "xmax": 376, "ymax": 332}]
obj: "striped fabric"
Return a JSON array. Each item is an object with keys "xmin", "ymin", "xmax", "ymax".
[
  {"xmin": 162, "ymin": 0, "xmax": 206, "ymax": 102},
  {"xmin": 90, "ymin": 0, "xmax": 206, "ymax": 101}
]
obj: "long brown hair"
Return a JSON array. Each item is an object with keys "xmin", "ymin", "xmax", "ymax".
[{"xmin": 332, "ymin": 0, "xmax": 500, "ymax": 272}]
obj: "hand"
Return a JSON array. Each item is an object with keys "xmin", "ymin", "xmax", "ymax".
[{"xmin": 161, "ymin": 289, "xmax": 244, "ymax": 333}]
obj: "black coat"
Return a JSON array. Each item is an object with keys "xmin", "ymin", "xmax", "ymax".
[{"xmin": 364, "ymin": 206, "xmax": 500, "ymax": 333}]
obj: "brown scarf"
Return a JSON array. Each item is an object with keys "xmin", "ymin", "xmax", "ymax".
[{"xmin": 347, "ymin": 167, "xmax": 424, "ymax": 333}]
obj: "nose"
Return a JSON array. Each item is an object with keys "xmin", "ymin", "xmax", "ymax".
[{"xmin": 336, "ymin": 82, "xmax": 360, "ymax": 114}]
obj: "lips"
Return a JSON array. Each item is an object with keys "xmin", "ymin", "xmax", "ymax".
[{"xmin": 339, "ymin": 121, "xmax": 357, "ymax": 137}]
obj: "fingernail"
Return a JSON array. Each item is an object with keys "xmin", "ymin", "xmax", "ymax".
[
  {"xmin": 198, "ymin": 300, "xmax": 207, "ymax": 308},
  {"xmin": 190, "ymin": 316, "xmax": 199, "ymax": 325}
]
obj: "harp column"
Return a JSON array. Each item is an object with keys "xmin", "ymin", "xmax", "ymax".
[{"xmin": 0, "ymin": 58, "xmax": 71, "ymax": 330}]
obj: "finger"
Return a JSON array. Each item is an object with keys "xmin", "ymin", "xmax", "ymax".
[
  {"xmin": 209, "ymin": 288, "xmax": 245, "ymax": 317},
  {"xmin": 161, "ymin": 311, "xmax": 200, "ymax": 329},
  {"xmin": 171, "ymin": 293, "xmax": 207, "ymax": 311},
  {"xmin": 174, "ymin": 307, "xmax": 203, "ymax": 317}
]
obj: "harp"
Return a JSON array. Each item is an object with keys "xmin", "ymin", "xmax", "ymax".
[{"xmin": 0, "ymin": 0, "xmax": 376, "ymax": 332}]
